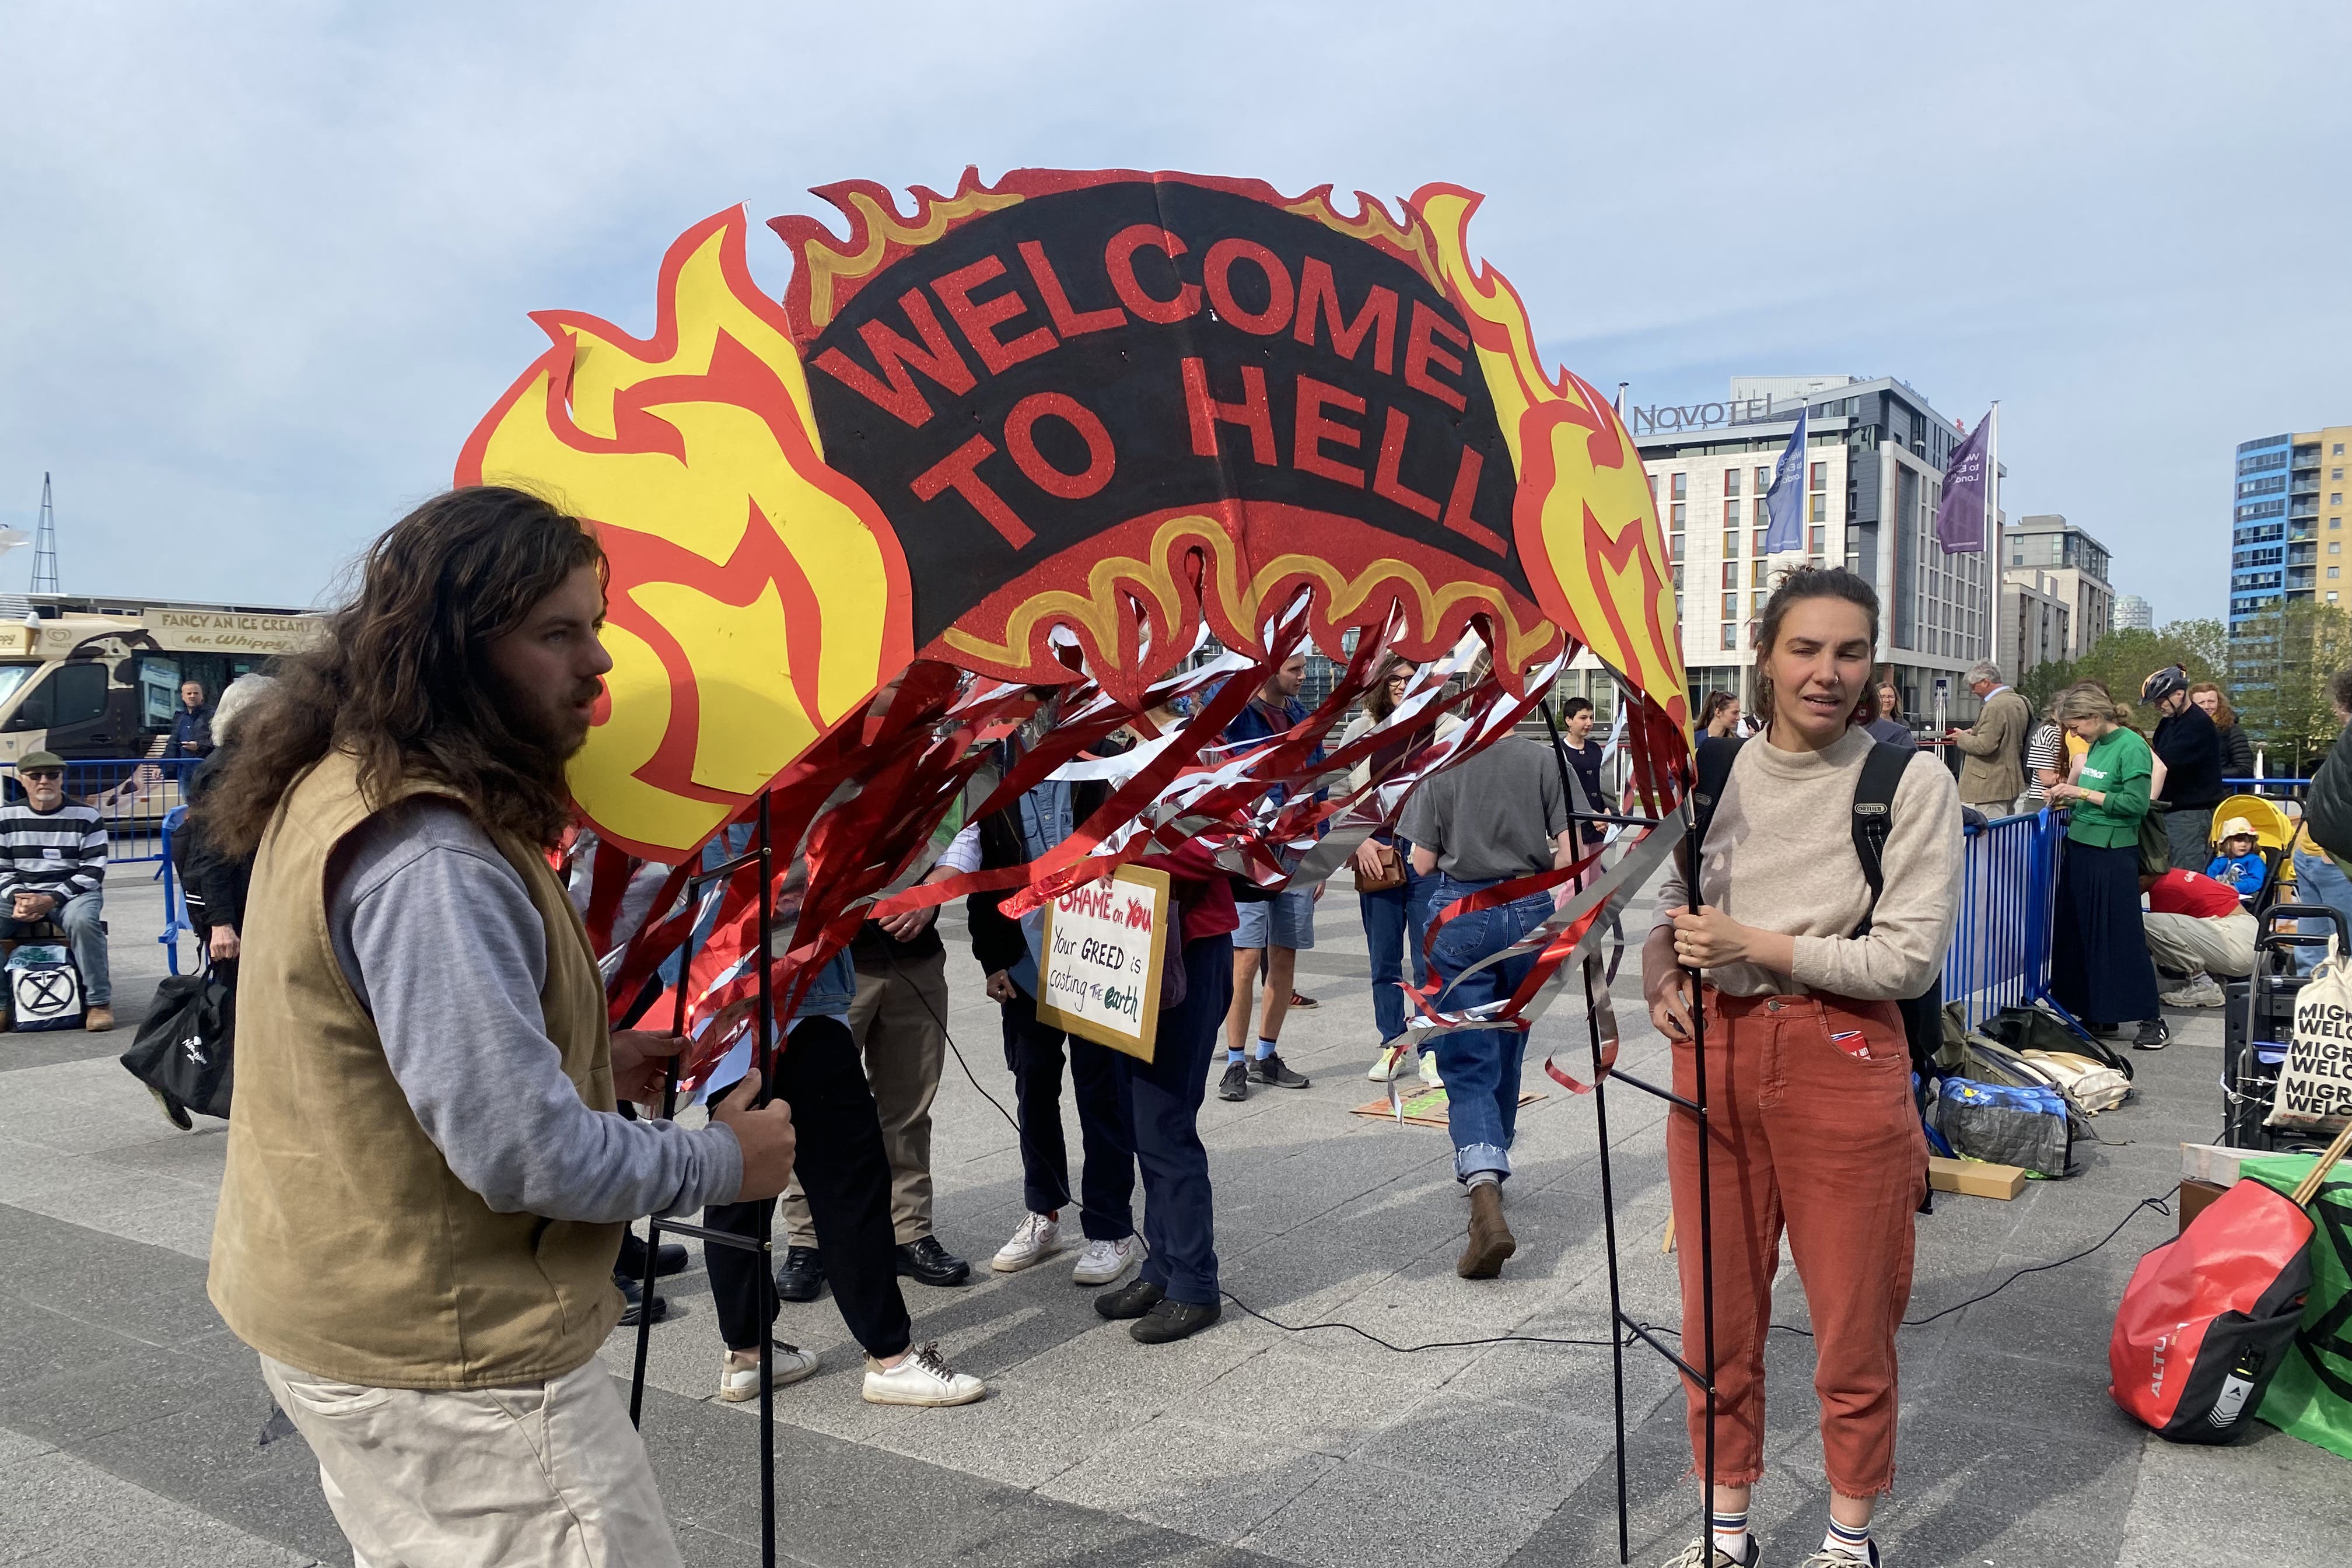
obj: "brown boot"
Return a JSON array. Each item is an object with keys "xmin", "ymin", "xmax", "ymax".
[{"xmin": 1457, "ymin": 1182, "xmax": 1516, "ymax": 1279}]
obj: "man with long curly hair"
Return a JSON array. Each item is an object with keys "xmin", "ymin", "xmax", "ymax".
[{"xmin": 202, "ymin": 487, "xmax": 797, "ymax": 1567}]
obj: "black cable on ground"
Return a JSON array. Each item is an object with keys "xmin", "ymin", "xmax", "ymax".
[{"xmin": 890, "ymin": 945, "xmax": 2182, "ymax": 1355}]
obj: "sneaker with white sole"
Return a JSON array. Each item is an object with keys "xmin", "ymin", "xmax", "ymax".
[
  {"xmin": 991, "ymin": 1210, "xmax": 1062, "ymax": 1272},
  {"xmin": 2162, "ymin": 975, "xmax": 2227, "ymax": 1009},
  {"xmin": 1366, "ymin": 1042, "xmax": 1410, "ymax": 1082},
  {"xmin": 717, "ymin": 1341, "xmax": 818, "ymax": 1402},
  {"xmin": 862, "ymin": 1341, "xmax": 985, "ymax": 1406},
  {"xmin": 1419, "ymin": 1049, "xmax": 1444, "ymax": 1088},
  {"xmin": 1072, "ymin": 1236, "xmax": 1136, "ymax": 1286}
]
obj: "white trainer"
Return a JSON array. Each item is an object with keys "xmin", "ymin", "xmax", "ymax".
[
  {"xmin": 717, "ymin": 1341, "xmax": 818, "ymax": 1402},
  {"xmin": 1366, "ymin": 1042, "xmax": 1409, "ymax": 1082},
  {"xmin": 862, "ymin": 1341, "xmax": 985, "ymax": 1406},
  {"xmin": 1418, "ymin": 1049, "xmax": 1444, "ymax": 1088},
  {"xmin": 1072, "ymin": 1235, "xmax": 1136, "ymax": 1286},
  {"xmin": 991, "ymin": 1210, "xmax": 1062, "ymax": 1272}
]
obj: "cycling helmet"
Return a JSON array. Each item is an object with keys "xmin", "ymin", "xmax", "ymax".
[{"xmin": 2141, "ymin": 666, "xmax": 2189, "ymax": 706}]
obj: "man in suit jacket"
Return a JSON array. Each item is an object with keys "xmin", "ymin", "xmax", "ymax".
[{"xmin": 1946, "ymin": 661, "xmax": 2031, "ymax": 817}]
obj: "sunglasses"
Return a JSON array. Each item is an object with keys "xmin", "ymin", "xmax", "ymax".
[{"xmin": 19, "ymin": 771, "xmax": 62, "ymax": 783}]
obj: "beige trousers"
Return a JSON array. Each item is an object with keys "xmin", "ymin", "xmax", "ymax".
[
  {"xmin": 260, "ymin": 1353, "xmax": 682, "ymax": 1568},
  {"xmin": 2143, "ymin": 908, "xmax": 2258, "ymax": 979},
  {"xmin": 781, "ymin": 949, "xmax": 948, "ymax": 1248}
]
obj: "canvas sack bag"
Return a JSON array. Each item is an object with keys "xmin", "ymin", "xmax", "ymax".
[
  {"xmin": 2272, "ymin": 936, "xmax": 2352, "ymax": 1132},
  {"xmin": 7, "ymin": 943, "xmax": 82, "ymax": 1032},
  {"xmin": 2022, "ymin": 1049, "xmax": 2134, "ymax": 1115}
]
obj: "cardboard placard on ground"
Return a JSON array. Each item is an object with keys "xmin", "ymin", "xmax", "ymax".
[{"xmin": 1037, "ymin": 865, "xmax": 1170, "ymax": 1063}]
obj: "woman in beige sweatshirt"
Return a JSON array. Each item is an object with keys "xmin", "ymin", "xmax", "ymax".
[{"xmin": 1640, "ymin": 567, "xmax": 1962, "ymax": 1568}]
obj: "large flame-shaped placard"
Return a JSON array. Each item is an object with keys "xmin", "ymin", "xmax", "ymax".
[{"xmin": 457, "ymin": 170, "xmax": 1688, "ymax": 1066}]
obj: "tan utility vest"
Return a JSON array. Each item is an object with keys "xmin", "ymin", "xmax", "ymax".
[{"xmin": 208, "ymin": 751, "xmax": 622, "ymax": 1389}]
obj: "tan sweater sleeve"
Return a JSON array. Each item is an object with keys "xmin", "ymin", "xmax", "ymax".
[{"xmin": 1787, "ymin": 754, "xmax": 1964, "ymax": 999}]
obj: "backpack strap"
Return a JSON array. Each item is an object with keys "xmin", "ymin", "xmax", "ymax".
[
  {"xmin": 1685, "ymin": 735, "xmax": 1745, "ymax": 900},
  {"xmin": 1850, "ymin": 741, "xmax": 1914, "ymax": 935}
]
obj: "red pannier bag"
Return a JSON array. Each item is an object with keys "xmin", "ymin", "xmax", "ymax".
[{"xmin": 2109, "ymin": 1177, "xmax": 2313, "ymax": 1443}]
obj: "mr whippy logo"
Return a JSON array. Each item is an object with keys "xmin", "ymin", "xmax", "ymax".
[{"xmin": 460, "ymin": 169, "xmax": 1686, "ymax": 863}]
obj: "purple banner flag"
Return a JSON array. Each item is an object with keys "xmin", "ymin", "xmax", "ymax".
[{"xmin": 1934, "ymin": 415, "xmax": 1992, "ymax": 552}]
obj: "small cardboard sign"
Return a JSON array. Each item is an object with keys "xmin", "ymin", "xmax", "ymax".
[{"xmin": 1037, "ymin": 864, "xmax": 1171, "ymax": 1063}]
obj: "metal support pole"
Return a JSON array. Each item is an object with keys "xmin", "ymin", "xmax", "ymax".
[
  {"xmin": 1585, "ymin": 956, "xmax": 1631, "ymax": 1564},
  {"xmin": 753, "ymin": 791, "xmax": 777, "ymax": 1568},
  {"xmin": 627, "ymin": 968, "xmax": 692, "ymax": 1429}
]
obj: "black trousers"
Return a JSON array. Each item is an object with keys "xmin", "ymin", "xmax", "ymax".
[
  {"xmin": 1002, "ymin": 991, "xmax": 1135, "ymax": 1240},
  {"xmin": 704, "ymin": 1016, "xmax": 912, "ymax": 1359},
  {"xmin": 2052, "ymin": 836, "xmax": 2162, "ymax": 1025}
]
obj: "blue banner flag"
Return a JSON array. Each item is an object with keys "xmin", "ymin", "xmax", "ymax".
[
  {"xmin": 1934, "ymin": 414, "xmax": 1993, "ymax": 553},
  {"xmin": 1762, "ymin": 406, "xmax": 1809, "ymax": 554}
]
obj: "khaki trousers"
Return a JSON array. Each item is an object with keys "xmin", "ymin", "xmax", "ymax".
[
  {"xmin": 2144, "ymin": 908, "xmax": 2258, "ymax": 979},
  {"xmin": 260, "ymin": 1352, "xmax": 681, "ymax": 1568},
  {"xmin": 782, "ymin": 949, "xmax": 947, "ymax": 1248}
]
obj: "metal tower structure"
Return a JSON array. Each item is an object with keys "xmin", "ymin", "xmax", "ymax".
[{"xmin": 31, "ymin": 473, "xmax": 59, "ymax": 594}]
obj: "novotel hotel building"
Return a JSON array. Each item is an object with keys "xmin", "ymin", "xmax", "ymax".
[{"xmin": 1564, "ymin": 374, "xmax": 2000, "ymax": 731}]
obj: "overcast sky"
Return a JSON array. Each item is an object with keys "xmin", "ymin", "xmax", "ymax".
[{"xmin": 6, "ymin": 3, "xmax": 2346, "ymax": 624}]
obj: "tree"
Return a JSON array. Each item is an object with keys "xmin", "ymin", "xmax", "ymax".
[
  {"xmin": 2018, "ymin": 618, "xmax": 2227, "ymax": 724},
  {"xmin": 2230, "ymin": 602, "xmax": 2352, "ymax": 775}
]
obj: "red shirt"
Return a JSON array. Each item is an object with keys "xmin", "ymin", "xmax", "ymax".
[
  {"xmin": 1142, "ymin": 838, "xmax": 1241, "ymax": 942},
  {"xmin": 2147, "ymin": 869, "xmax": 2242, "ymax": 919}
]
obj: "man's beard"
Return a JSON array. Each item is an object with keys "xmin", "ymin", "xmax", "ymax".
[{"xmin": 488, "ymin": 680, "xmax": 596, "ymax": 775}]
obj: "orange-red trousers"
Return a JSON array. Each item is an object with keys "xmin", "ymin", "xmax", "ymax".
[{"xmin": 1666, "ymin": 990, "xmax": 1927, "ymax": 1497}]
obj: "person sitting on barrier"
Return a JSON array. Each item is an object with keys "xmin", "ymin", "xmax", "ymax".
[
  {"xmin": 2141, "ymin": 867, "xmax": 2255, "ymax": 1009},
  {"xmin": 0, "ymin": 750, "xmax": 113, "ymax": 1032},
  {"xmin": 2204, "ymin": 818, "xmax": 2265, "ymax": 900},
  {"xmin": 1641, "ymin": 566, "xmax": 1961, "ymax": 1568}
]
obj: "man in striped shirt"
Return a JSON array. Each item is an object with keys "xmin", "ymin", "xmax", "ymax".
[{"xmin": 0, "ymin": 751, "xmax": 111, "ymax": 1030}]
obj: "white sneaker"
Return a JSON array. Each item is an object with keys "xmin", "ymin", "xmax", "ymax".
[
  {"xmin": 991, "ymin": 1210, "xmax": 1062, "ymax": 1272},
  {"xmin": 1418, "ymin": 1049, "xmax": 1444, "ymax": 1088},
  {"xmin": 862, "ymin": 1341, "xmax": 985, "ymax": 1406},
  {"xmin": 718, "ymin": 1341, "xmax": 818, "ymax": 1402},
  {"xmin": 1367, "ymin": 1042, "xmax": 1410, "ymax": 1082},
  {"xmin": 1072, "ymin": 1236, "xmax": 1136, "ymax": 1286}
]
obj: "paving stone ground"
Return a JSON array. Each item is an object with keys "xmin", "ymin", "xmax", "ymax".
[{"xmin": 1, "ymin": 872, "xmax": 2341, "ymax": 1567}]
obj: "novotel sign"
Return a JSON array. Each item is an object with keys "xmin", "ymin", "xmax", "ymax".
[{"xmin": 1626, "ymin": 395, "xmax": 1809, "ymax": 436}]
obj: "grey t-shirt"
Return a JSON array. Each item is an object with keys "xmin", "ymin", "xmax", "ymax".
[
  {"xmin": 1399, "ymin": 736, "xmax": 1569, "ymax": 881},
  {"xmin": 327, "ymin": 800, "xmax": 741, "ymax": 1224}
]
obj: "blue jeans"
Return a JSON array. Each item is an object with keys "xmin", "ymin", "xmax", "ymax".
[
  {"xmin": 2290, "ymin": 848, "xmax": 2352, "ymax": 970},
  {"xmin": 1426, "ymin": 874, "xmax": 1554, "ymax": 1182},
  {"xmin": 1358, "ymin": 839, "xmax": 1430, "ymax": 1043}
]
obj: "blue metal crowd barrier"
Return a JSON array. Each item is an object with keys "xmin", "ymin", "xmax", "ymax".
[
  {"xmin": 1941, "ymin": 807, "xmax": 2065, "ymax": 1029},
  {"xmin": 0, "ymin": 756, "xmax": 202, "ymax": 865}
]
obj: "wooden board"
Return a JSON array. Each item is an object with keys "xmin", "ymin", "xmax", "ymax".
[{"xmin": 1927, "ymin": 1155, "xmax": 2027, "ymax": 1200}]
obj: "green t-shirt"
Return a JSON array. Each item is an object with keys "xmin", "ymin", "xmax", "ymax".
[{"xmin": 2067, "ymin": 726, "xmax": 2152, "ymax": 848}]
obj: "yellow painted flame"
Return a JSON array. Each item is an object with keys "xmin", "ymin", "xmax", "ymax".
[
  {"xmin": 460, "ymin": 208, "xmax": 912, "ymax": 860},
  {"xmin": 1415, "ymin": 186, "xmax": 1688, "ymax": 727}
]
